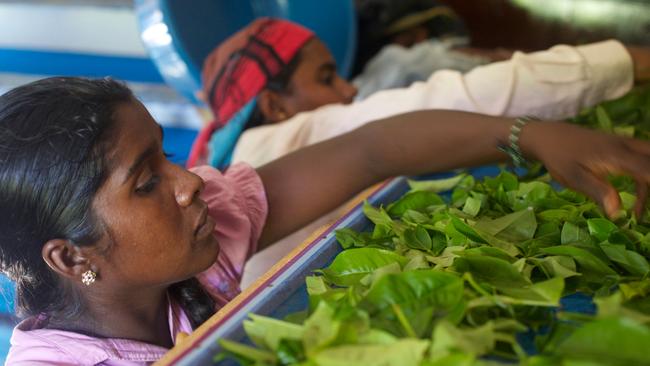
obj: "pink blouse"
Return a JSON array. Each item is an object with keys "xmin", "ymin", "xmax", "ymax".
[{"xmin": 6, "ymin": 164, "xmax": 268, "ymax": 365}]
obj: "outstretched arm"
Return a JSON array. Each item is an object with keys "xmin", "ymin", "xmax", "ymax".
[
  {"xmin": 234, "ymin": 40, "xmax": 636, "ymax": 169},
  {"xmin": 256, "ymin": 110, "xmax": 650, "ymax": 247}
]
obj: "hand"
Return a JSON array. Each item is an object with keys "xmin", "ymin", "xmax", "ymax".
[{"xmin": 521, "ymin": 122, "xmax": 650, "ymax": 218}]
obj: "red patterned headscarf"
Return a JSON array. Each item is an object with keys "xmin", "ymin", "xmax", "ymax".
[{"xmin": 187, "ymin": 18, "xmax": 314, "ymax": 167}]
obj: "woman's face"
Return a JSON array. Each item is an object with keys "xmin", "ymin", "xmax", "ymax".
[
  {"xmin": 279, "ymin": 39, "xmax": 358, "ymax": 118},
  {"xmin": 89, "ymin": 100, "xmax": 219, "ymax": 290}
]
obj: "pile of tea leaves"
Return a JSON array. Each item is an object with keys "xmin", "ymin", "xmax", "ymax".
[
  {"xmin": 219, "ymin": 170, "xmax": 650, "ymax": 366},
  {"xmin": 569, "ymin": 84, "xmax": 650, "ymax": 139}
]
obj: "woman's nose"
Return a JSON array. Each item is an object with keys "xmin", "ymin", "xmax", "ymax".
[
  {"xmin": 175, "ymin": 167, "xmax": 204, "ymax": 207},
  {"xmin": 338, "ymin": 78, "xmax": 358, "ymax": 104}
]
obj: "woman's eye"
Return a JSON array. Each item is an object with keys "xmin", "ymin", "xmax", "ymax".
[
  {"xmin": 135, "ymin": 174, "xmax": 161, "ymax": 194},
  {"xmin": 320, "ymin": 72, "xmax": 335, "ymax": 86}
]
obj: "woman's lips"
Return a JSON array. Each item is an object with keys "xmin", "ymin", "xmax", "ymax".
[
  {"xmin": 195, "ymin": 215, "xmax": 215, "ymax": 240},
  {"xmin": 194, "ymin": 207, "xmax": 207, "ymax": 236},
  {"xmin": 194, "ymin": 206, "xmax": 215, "ymax": 239}
]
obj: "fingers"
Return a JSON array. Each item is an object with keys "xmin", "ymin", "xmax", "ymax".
[
  {"xmin": 602, "ymin": 140, "xmax": 650, "ymax": 183},
  {"xmin": 572, "ymin": 165, "xmax": 622, "ymax": 219},
  {"xmin": 625, "ymin": 138, "xmax": 650, "ymax": 158},
  {"xmin": 583, "ymin": 140, "xmax": 650, "ymax": 219},
  {"xmin": 607, "ymin": 137, "xmax": 650, "ymax": 218},
  {"xmin": 558, "ymin": 134, "xmax": 650, "ymax": 219}
]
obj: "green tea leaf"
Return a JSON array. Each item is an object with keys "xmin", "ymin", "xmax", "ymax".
[
  {"xmin": 336, "ymin": 228, "xmax": 364, "ymax": 249},
  {"xmin": 303, "ymin": 302, "xmax": 341, "ymax": 352},
  {"xmin": 462, "ymin": 196, "xmax": 482, "ymax": 217},
  {"xmin": 364, "ymin": 262, "xmax": 402, "ymax": 287},
  {"xmin": 554, "ymin": 317, "xmax": 650, "ymax": 365},
  {"xmin": 430, "ymin": 230, "xmax": 448, "ymax": 256},
  {"xmin": 312, "ymin": 338, "xmax": 429, "ymax": 366},
  {"xmin": 484, "ymin": 171, "xmax": 519, "ymax": 192},
  {"xmin": 321, "ymin": 248, "xmax": 408, "ymax": 286},
  {"xmin": 538, "ymin": 209, "xmax": 572, "ymax": 223},
  {"xmin": 453, "ymin": 255, "xmax": 531, "ymax": 289},
  {"xmin": 277, "ymin": 338, "xmax": 306, "ymax": 364},
  {"xmin": 449, "ymin": 215, "xmax": 487, "ymax": 243},
  {"xmin": 356, "ymin": 328, "xmax": 398, "ymax": 345},
  {"xmin": 243, "ymin": 313, "xmax": 304, "ymax": 350},
  {"xmin": 387, "ymin": 190, "xmax": 444, "ymax": 216},
  {"xmin": 620, "ymin": 280, "xmax": 650, "ymax": 300},
  {"xmin": 541, "ymin": 246, "xmax": 617, "ymax": 280},
  {"xmin": 600, "ymin": 243, "xmax": 650, "ymax": 276},
  {"xmin": 620, "ymin": 192, "xmax": 636, "ymax": 211},
  {"xmin": 306, "ymin": 276, "xmax": 329, "ymax": 296},
  {"xmin": 462, "ymin": 246, "xmax": 516, "ymax": 263},
  {"xmin": 430, "ymin": 320, "xmax": 496, "ymax": 359},
  {"xmin": 474, "ymin": 208, "xmax": 537, "ymax": 241},
  {"xmin": 587, "ymin": 218, "xmax": 618, "ymax": 242},
  {"xmin": 594, "ymin": 105, "xmax": 614, "ymax": 131},
  {"xmin": 362, "ymin": 201, "xmax": 394, "ymax": 227},
  {"xmin": 402, "ymin": 226, "xmax": 433, "ymax": 252},
  {"xmin": 561, "ymin": 222, "xmax": 594, "ymax": 245},
  {"xmin": 401, "ymin": 209, "xmax": 431, "ymax": 225},
  {"xmin": 422, "ymin": 353, "xmax": 476, "ymax": 366},
  {"xmin": 499, "ymin": 277, "xmax": 565, "ymax": 306},
  {"xmin": 219, "ymin": 338, "xmax": 276, "ymax": 364},
  {"xmin": 536, "ymin": 256, "xmax": 581, "ymax": 279},
  {"xmin": 408, "ymin": 174, "xmax": 468, "ymax": 193},
  {"xmin": 364, "ymin": 270, "xmax": 464, "ymax": 315},
  {"xmin": 614, "ymin": 125, "xmax": 635, "ymax": 137}
]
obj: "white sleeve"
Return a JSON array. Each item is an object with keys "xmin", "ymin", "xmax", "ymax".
[
  {"xmin": 461, "ymin": 40, "xmax": 633, "ymax": 119},
  {"xmin": 233, "ymin": 40, "xmax": 633, "ymax": 167}
]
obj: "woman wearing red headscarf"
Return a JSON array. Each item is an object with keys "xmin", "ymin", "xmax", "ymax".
[
  {"xmin": 189, "ymin": 18, "xmax": 650, "ymax": 170},
  {"xmin": 187, "ymin": 18, "xmax": 331, "ymax": 168}
]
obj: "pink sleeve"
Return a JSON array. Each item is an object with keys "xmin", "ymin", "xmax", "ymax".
[{"xmin": 190, "ymin": 164, "xmax": 268, "ymax": 307}]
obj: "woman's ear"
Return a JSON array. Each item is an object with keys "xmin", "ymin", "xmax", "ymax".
[
  {"xmin": 257, "ymin": 90, "xmax": 290, "ymax": 123},
  {"xmin": 42, "ymin": 239, "xmax": 92, "ymax": 281}
]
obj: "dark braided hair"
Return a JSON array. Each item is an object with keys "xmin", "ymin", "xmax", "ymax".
[{"xmin": 0, "ymin": 77, "xmax": 214, "ymax": 328}]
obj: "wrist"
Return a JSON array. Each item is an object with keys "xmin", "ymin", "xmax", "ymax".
[
  {"xmin": 518, "ymin": 120, "xmax": 553, "ymax": 163},
  {"xmin": 498, "ymin": 117, "xmax": 540, "ymax": 166}
]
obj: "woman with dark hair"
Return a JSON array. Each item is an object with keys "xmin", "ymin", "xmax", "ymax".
[{"xmin": 4, "ymin": 76, "xmax": 650, "ymax": 364}]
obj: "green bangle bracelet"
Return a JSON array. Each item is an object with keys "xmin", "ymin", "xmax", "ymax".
[{"xmin": 497, "ymin": 116, "xmax": 536, "ymax": 167}]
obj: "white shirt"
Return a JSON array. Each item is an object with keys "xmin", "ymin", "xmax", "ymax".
[{"xmin": 232, "ymin": 40, "xmax": 633, "ymax": 168}]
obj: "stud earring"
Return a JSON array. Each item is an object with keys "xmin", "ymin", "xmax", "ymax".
[{"xmin": 81, "ymin": 270, "xmax": 97, "ymax": 286}]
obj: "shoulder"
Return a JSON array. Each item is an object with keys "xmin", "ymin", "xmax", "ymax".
[
  {"xmin": 7, "ymin": 316, "xmax": 169, "ymax": 365},
  {"xmin": 232, "ymin": 116, "xmax": 312, "ymax": 167},
  {"xmin": 233, "ymin": 107, "xmax": 354, "ymax": 167},
  {"xmin": 7, "ymin": 317, "xmax": 107, "ymax": 365},
  {"xmin": 191, "ymin": 164, "xmax": 266, "ymax": 214}
]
